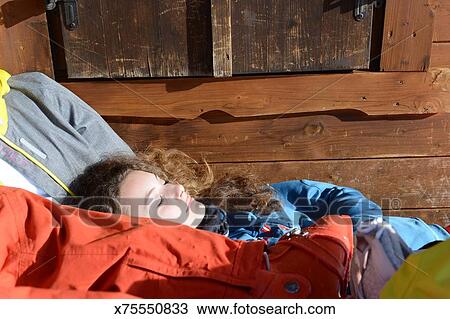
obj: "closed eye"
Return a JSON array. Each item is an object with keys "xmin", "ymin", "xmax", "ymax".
[{"xmin": 145, "ymin": 187, "xmax": 163, "ymax": 208}]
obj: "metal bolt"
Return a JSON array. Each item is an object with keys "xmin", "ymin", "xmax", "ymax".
[
  {"xmin": 355, "ymin": 13, "xmax": 365, "ymax": 21},
  {"xmin": 284, "ymin": 281, "xmax": 300, "ymax": 294}
]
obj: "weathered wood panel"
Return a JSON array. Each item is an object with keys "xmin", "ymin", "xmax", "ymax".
[
  {"xmin": 430, "ymin": 43, "xmax": 450, "ymax": 68},
  {"xmin": 432, "ymin": 0, "xmax": 450, "ymax": 42},
  {"xmin": 380, "ymin": 0, "xmax": 434, "ymax": 71},
  {"xmin": 319, "ymin": 0, "xmax": 372, "ymax": 69},
  {"xmin": 60, "ymin": 0, "xmax": 212, "ymax": 78},
  {"xmin": 231, "ymin": 0, "xmax": 373, "ymax": 74},
  {"xmin": 59, "ymin": 0, "xmax": 107, "ymax": 78},
  {"xmin": 210, "ymin": 157, "xmax": 450, "ymax": 210},
  {"xmin": 385, "ymin": 209, "xmax": 450, "ymax": 226},
  {"xmin": 0, "ymin": 0, "xmax": 53, "ymax": 76},
  {"xmin": 211, "ymin": 0, "xmax": 232, "ymax": 77},
  {"xmin": 63, "ymin": 71, "xmax": 450, "ymax": 118},
  {"xmin": 110, "ymin": 113, "xmax": 450, "ymax": 162}
]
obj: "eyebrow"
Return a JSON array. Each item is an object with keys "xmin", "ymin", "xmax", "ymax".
[{"xmin": 156, "ymin": 176, "xmax": 166, "ymax": 185}]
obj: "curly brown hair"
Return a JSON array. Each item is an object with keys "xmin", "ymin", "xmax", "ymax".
[{"xmin": 65, "ymin": 148, "xmax": 282, "ymax": 215}]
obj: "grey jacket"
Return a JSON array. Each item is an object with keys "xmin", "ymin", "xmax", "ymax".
[{"xmin": 0, "ymin": 72, "xmax": 133, "ymax": 199}]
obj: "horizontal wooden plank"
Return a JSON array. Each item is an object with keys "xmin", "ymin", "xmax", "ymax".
[
  {"xmin": 63, "ymin": 71, "xmax": 450, "ymax": 118},
  {"xmin": 384, "ymin": 208, "xmax": 450, "ymax": 226},
  {"xmin": 432, "ymin": 0, "xmax": 450, "ymax": 42},
  {"xmin": 210, "ymin": 157, "xmax": 450, "ymax": 210},
  {"xmin": 0, "ymin": 0, "xmax": 53, "ymax": 76},
  {"xmin": 110, "ymin": 113, "xmax": 450, "ymax": 162},
  {"xmin": 430, "ymin": 42, "xmax": 450, "ymax": 67}
]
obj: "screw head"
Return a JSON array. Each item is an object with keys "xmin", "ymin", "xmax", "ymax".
[
  {"xmin": 355, "ymin": 13, "xmax": 365, "ymax": 21},
  {"xmin": 284, "ymin": 281, "xmax": 300, "ymax": 294}
]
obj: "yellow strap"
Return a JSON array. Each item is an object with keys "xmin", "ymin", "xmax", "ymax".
[{"xmin": 0, "ymin": 69, "xmax": 11, "ymax": 135}]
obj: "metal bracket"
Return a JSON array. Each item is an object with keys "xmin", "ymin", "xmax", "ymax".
[
  {"xmin": 354, "ymin": 0, "xmax": 385, "ymax": 21},
  {"xmin": 45, "ymin": 0, "xmax": 79, "ymax": 31},
  {"xmin": 354, "ymin": 0, "xmax": 369, "ymax": 22}
]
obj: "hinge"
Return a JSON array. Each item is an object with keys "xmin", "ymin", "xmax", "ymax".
[{"xmin": 45, "ymin": 0, "xmax": 79, "ymax": 31}]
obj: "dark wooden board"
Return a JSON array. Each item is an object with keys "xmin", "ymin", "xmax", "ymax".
[
  {"xmin": 109, "ymin": 113, "xmax": 450, "ymax": 162},
  {"xmin": 60, "ymin": 0, "xmax": 212, "ymax": 78},
  {"xmin": 63, "ymin": 71, "xmax": 450, "ymax": 118},
  {"xmin": 0, "ymin": 0, "xmax": 53, "ymax": 76},
  {"xmin": 380, "ymin": 0, "xmax": 434, "ymax": 71},
  {"xmin": 210, "ymin": 157, "xmax": 450, "ymax": 210},
  {"xmin": 230, "ymin": 0, "xmax": 373, "ymax": 74}
]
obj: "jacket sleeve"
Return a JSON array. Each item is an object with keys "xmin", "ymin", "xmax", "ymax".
[
  {"xmin": 271, "ymin": 180, "xmax": 382, "ymax": 228},
  {"xmin": 7, "ymin": 72, "xmax": 133, "ymax": 157}
]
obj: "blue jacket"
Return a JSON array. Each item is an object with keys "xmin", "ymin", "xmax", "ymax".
[
  {"xmin": 228, "ymin": 179, "xmax": 382, "ymax": 245},
  {"xmin": 227, "ymin": 180, "xmax": 449, "ymax": 248},
  {"xmin": 387, "ymin": 216, "xmax": 449, "ymax": 251}
]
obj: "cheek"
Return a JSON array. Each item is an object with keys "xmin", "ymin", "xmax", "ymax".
[
  {"xmin": 186, "ymin": 200, "xmax": 206, "ymax": 228},
  {"xmin": 189, "ymin": 200, "xmax": 205, "ymax": 216},
  {"xmin": 150, "ymin": 201, "xmax": 187, "ymax": 222},
  {"xmin": 143, "ymin": 199, "xmax": 206, "ymax": 228}
]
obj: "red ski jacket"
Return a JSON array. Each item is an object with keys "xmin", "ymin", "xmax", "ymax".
[{"xmin": 0, "ymin": 186, "xmax": 352, "ymax": 298}]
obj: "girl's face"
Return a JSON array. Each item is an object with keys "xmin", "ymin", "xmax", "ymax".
[{"xmin": 118, "ymin": 170, "xmax": 206, "ymax": 228}]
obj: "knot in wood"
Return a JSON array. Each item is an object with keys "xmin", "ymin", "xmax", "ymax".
[{"xmin": 303, "ymin": 121, "xmax": 324, "ymax": 136}]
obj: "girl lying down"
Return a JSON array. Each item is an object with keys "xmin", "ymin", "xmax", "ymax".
[{"xmin": 64, "ymin": 148, "xmax": 449, "ymax": 251}]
